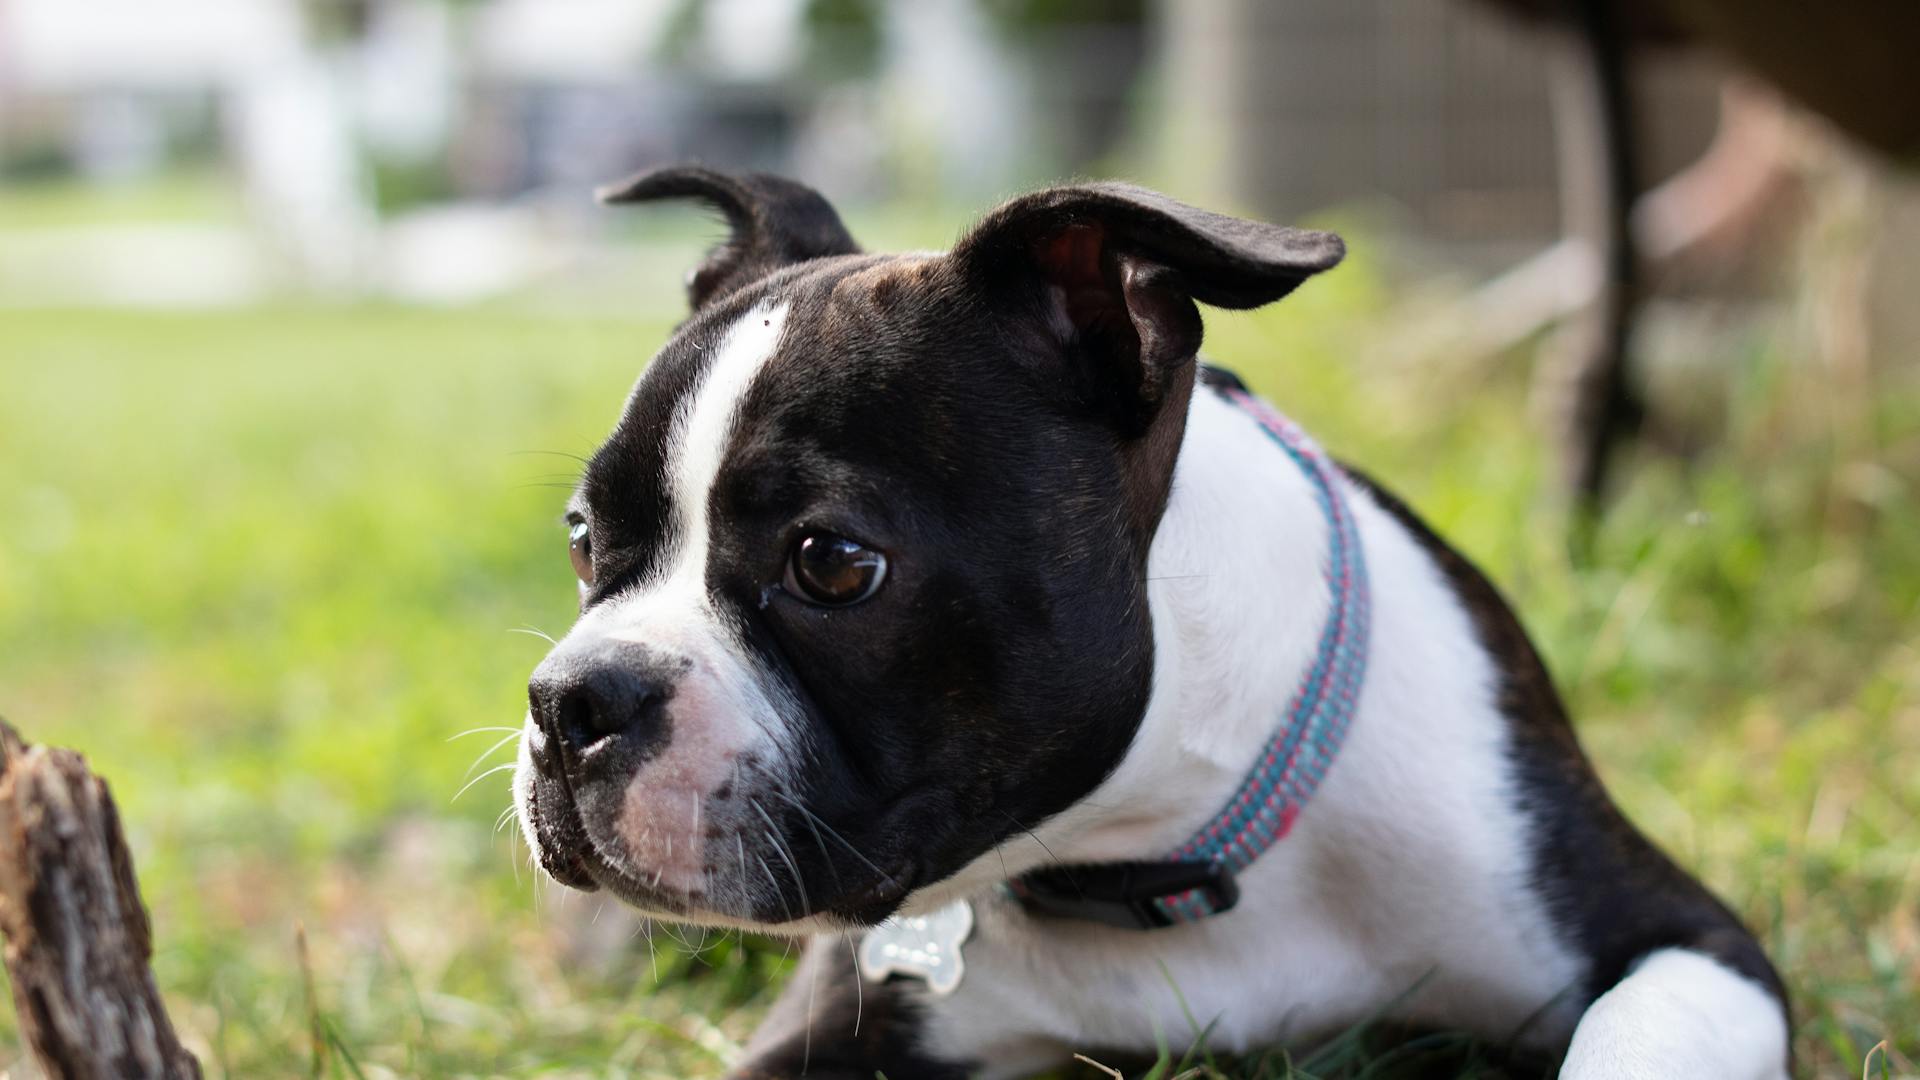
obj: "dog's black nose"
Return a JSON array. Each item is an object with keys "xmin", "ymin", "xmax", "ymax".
[{"xmin": 528, "ymin": 644, "xmax": 670, "ymax": 759}]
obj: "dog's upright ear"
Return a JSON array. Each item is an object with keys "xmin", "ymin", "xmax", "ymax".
[
  {"xmin": 951, "ymin": 183, "xmax": 1344, "ymax": 436},
  {"xmin": 598, "ymin": 165, "xmax": 860, "ymax": 313}
]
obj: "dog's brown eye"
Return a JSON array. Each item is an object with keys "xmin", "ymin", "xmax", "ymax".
[
  {"xmin": 568, "ymin": 519, "xmax": 594, "ymax": 585},
  {"xmin": 786, "ymin": 532, "xmax": 886, "ymax": 606}
]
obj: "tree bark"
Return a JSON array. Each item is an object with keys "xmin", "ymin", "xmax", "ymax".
[{"xmin": 0, "ymin": 721, "xmax": 200, "ymax": 1079}]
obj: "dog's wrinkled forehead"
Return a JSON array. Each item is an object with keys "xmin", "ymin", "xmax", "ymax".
[{"xmin": 576, "ymin": 252, "xmax": 943, "ymax": 586}]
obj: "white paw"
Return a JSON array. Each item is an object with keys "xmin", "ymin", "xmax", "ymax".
[{"xmin": 1561, "ymin": 949, "xmax": 1788, "ymax": 1080}]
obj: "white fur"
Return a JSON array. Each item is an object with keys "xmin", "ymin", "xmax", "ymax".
[{"xmin": 1561, "ymin": 949, "xmax": 1790, "ymax": 1079}]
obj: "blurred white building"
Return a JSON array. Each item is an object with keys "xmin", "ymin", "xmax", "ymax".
[{"xmin": 0, "ymin": 0, "xmax": 1042, "ymax": 302}]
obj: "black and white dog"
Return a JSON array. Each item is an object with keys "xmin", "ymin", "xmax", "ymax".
[{"xmin": 512, "ymin": 166, "xmax": 1789, "ymax": 1078}]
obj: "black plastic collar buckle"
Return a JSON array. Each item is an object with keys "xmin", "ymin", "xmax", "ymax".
[{"xmin": 1006, "ymin": 860, "xmax": 1240, "ymax": 930}]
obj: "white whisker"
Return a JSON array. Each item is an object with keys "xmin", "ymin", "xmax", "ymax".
[
  {"xmin": 642, "ymin": 918, "xmax": 660, "ymax": 985},
  {"xmin": 756, "ymin": 854, "xmax": 796, "ymax": 925},
  {"xmin": 446, "ymin": 726, "xmax": 522, "ymax": 742},
  {"xmin": 751, "ymin": 800, "xmax": 812, "ymax": 919},
  {"xmin": 804, "ymin": 936, "xmax": 819, "ymax": 1073},
  {"xmin": 451, "ymin": 761, "xmax": 518, "ymax": 803},
  {"xmin": 463, "ymin": 731, "xmax": 523, "ymax": 781},
  {"xmin": 847, "ymin": 933, "xmax": 863, "ymax": 1038},
  {"xmin": 768, "ymin": 789, "xmax": 900, "ymax": 890}
]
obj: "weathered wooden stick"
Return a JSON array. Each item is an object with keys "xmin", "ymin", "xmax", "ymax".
[{"xmin": 0, "ymin": 721, "xmax": 200, "ymax": 1079}]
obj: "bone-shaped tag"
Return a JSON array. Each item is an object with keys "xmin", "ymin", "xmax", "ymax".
[{"xmin": 857, "ymin": 900, "xmax": 975, "ymax": 995}]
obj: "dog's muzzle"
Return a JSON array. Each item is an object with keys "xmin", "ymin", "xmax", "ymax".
[{"xmin": 521, "ymin": 638, "xmax": 684, "ymax": 895}]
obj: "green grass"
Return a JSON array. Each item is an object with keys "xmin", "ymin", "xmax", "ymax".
[{"xmin": 0, "ymin": 239, "xmax": 1915, "ymax": 1076}]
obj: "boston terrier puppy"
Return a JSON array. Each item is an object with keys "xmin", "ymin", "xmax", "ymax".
[{"xmin": 512, "ymin": 166, "xmax": 1789, "ymax": 1079}]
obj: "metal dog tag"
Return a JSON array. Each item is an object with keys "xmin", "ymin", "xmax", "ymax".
[{"xmin": 857, "ymin": 900, "xmax": 974, "ymax": 995}]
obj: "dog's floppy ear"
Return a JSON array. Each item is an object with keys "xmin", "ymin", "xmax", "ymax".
[
  {"xmin": 598, "ymin": 165, "xmax": 861, "ymax": 313},
  {"xmin": 952, "ymin": 182, "xmax": 1343, "ymax": 434}
]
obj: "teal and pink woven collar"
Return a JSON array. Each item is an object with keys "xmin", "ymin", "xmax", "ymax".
[
  {"xmin": 1005, "ymin": 384, "xmax": 1371, "ymax": 930},
  {"xmin": 1150, "ymin": 386, "xmax": 1372, "ymax": 923}
]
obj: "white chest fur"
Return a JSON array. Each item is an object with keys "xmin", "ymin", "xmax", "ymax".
[{"xmin": 907, "ymin": 389, "xmax": 1588, "ymax": 1073}]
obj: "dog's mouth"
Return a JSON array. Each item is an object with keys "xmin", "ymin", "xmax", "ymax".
[
  {"xmin": 522, "ymin": 778, "xmax": 599, "ymax": 892},
  {"xmin": 522, "ymin": 767, "xmax": 922, "ymax": 928},
  {"xmin": 523, "ymin": 772, "xmax": 705, "ymax": 917}
]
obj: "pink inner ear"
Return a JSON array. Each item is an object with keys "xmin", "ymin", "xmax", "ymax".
[
  {"xmin": 1037, "ymin": 223, "xmax": 1103, "ymax": 284},
  {"xmin": 1035, "ymin": 224, "xmax": 1126, "ymax": 341}
]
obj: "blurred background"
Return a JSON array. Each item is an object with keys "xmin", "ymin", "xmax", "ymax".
[{"xmin": 1, "ymin": 0, "xmax": 1916, "ymax": 1076}]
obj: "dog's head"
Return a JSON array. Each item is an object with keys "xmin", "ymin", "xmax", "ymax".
[{"xmin": 512, "ymin": 166, "xmax": 1341, "ymax": 931}]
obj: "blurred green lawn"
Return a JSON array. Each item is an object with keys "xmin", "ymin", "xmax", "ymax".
[{"xmin": 0, "ymin": 237, "xmax": 1916, "ymax": 1077}]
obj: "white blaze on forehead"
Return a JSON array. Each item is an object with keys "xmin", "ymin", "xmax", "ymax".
[{"xmin": 656, "ymin": 300, "xmax": 791, "ymax": 587}]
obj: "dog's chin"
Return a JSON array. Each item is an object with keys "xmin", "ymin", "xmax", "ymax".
[
  {"xmin": 528, "ymin": 807, "xmax": 703, "ymax": 917},
  {"xmin": 535, "ymin": 834, "xmax": 600, "ymax": 892},
  {"xmin": 590, "ymin": 856, "xmax": 921, "ymax": 933},
  {"xmin": 539, "ymin": 821, "xmax": 922, "ymax": 932},
  {"xmin": 523, "ymin": 769, "xmax": 928, "ymax": 930},
  {"xmin": 808, "ymin": 863, "xmax": 923, "ymax": 929}
]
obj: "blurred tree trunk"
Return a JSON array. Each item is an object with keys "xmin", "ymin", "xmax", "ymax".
[
  {"xmin": 1542, "ymin": 0, "xmax": 1644, "ymax": 514},
  {"xmin": 0, "ymin": 722, "xmax": 201, "ymax": 1080},
  {"xmin": 1480, "ymin": 0, "xmax": 1920, "ymax": 515}
]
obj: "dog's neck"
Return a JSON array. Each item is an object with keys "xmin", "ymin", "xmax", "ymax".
[
  {"xmin": 915, "ymin": 384, "xmax": 1334, "ymax": 909},
  {"xmin": 1067, "ymin": 384, "xmax": 1336, "ymax": 858}
]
